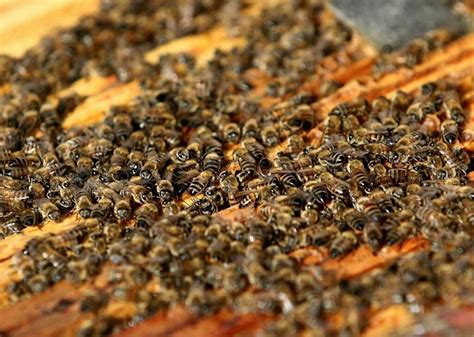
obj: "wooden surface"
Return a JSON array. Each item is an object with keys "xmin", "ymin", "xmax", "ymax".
[{"xmin": 0, "ymin": 1, "xmax": 473, "ymax": 337}]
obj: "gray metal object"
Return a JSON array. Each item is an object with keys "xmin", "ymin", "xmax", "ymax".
[{"xmin": 329, "ymin": 0, "xmax": 467, "ymax": 49}]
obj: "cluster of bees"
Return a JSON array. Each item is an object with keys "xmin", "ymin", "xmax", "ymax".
[
  {"xmin": 372, "ymin": 29, "xmax": 453, "ymax": 77},
  {"xmin": 0, "ymin": 1, "xmax": 473, "ymax": 336}
]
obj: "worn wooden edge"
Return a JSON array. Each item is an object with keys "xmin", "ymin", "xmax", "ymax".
[{"xmin": 0, "ymin": 0, "xmax": 100, "ymax": 57}]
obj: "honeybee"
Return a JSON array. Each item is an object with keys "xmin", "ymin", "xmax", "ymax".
[
  {"xmin": 329, "ymin": 230, "xmax": 357, "ymax": 258},
  {"xmin": 157, "ymin": 179, "xmax": 174, "ymax": 203},
  {"xmin": 135, "ymin": 203, "xmax": 160, "ymax": 228},
  {"xmin": 299, "ymin": 225, "xmax": 338, "ymax": 247},
  {"xmin": 202, "ymin": 152, "xmax": 222, "ymax": 176},
  {"xmin": 169, "ymin": 147, "xmax": 189, "ymax": 164},
  {"xmin": 188, "ymin": 170, "xmax": 214, "ymax": 196},
  {"xmin": 261, "ymin": 125, "xmax": 279, "ymax": 147},
  {"xmin": 348, "ymin": 160, "xmax": 372, "ymax": 193},
  {"xmin": 329, "ymin": 98, "xmax": 370, "ymax": 119},
  {"xmin": 75, "ymin": 189, "xmax": 93, "ymax": 218},
  {"xmin": 233, "ymin": 149, "xmax": 256, "ymax": 182},
  {"xmin": 127, "ymin": 150, "xmax": 144, "ymax": 175},
  {"xmin": 343, "ymin": 208, "xmax": 365, "ymax": 231},
  {"xmin": 356, "ymin": 197, "xmax": 383, "ymax": 223},
  {"xmin": 223, "ymin": 123, "xmax": 241, "ymax": 143},
  {"xmin": 140, "ymin": 151, "xmax": 167, "ymax": 181},
  {"xmin": 443, "ymin": 89, "xmax": 465, "ymax": 124},
  {"xmin": 283, "ymin": 105, "xmax": 314, "ymax": 132},
  {"xmin": 114, "ymin": 198, "xmax": 132, "ymax": 220},
  {"xmin": 127, "ymin": 184, "xmax": 153, "ymax": 204},
  {"xmin": 364, "ymin": 221, "xmax": 383, "ymax": 252},
  {"xmin": 242, "ymin": 118, "xmax": 260, "ymax": 139},
  {"xmin": 386, "ymin": 221, "xmax": 414, "ymax": 245},
  {"xmin": 440, "ymin": 119, "xmax": 458, "ymax": 145},
  {"xmin": 35, "ymin": 198, "xmax": 60, "ymax": 222}
]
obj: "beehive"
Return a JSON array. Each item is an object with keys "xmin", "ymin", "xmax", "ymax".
[{"xmin": 0, "ymin": 1, "xmax": 473, "ymax": 336}]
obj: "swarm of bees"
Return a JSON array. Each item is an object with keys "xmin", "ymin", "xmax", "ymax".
[
  {"xmin": 0, "ymin": 0, "xmax": 473, "ymax": 336},
  {"xmin": 373, "ymin": 30, "xmax": 454, "ymax": 77}
]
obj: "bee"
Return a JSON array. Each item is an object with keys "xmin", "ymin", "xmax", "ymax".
[
  {"xmin": 440, "ymin": 119, "xmax": 458, "ymax": 144},
  {"xmin": 286, "ymin": 134, "xmax": 305, "ymax": 154},
  {"xmin": 372, "ymin": 96, "xmax": 391, "ymax": 115},
  {"xmin": 3, "ymin": 167, "xmax": 29, "ymax": 179},
  {"xmin": 262, "ymin": 318, "xmax": 297, "ymax": 337},
  {"xmin": 405, "ymin": 100, "xmax": 433, "ymax": 123},
  {"xmin": 364, "ymin": 221, "xmax": 383, "ymax": 252},
  {"xmin": 233, "ymin": 149, "xmax": 256, "ymax": 182},
  {"xmin": 319, "ymin": 150, "xmax": 348, "ymax": 169},
  {"xmin": 304, "ymin": 181, "xmax": 331, "ymax": 208},
  {"xmin": 157, "ymin": 179, "xmax": 174, "ymax": 203},
  {"xmin": 76, "ymin": 156, "xmax": 93, "ymax": 179},
  {"xmin": 341, "ymin": 114, "xmax": 361, "ymax": 133},
  {"xmin": 356, "ymin": 197, "xmax": 383, "ymax": 223},
  {"xmin": 108, "ymin": 165, "xmax": 129, "ymax": 181},
  {"xmin": 186, "ymin": 142, "xmax": 202, "ymax": 160},
  {"xmin": 343, "ymin": 208, "xmax": 365, "ymax": 231},
  {"xmin": 242, "ymin": 118, "xmax": 260, "ymax": 139},
  {"xmin": 396, "ymin": 130, "xmax": 426, "ymax": 147},
  {"xmin": 208, "ymin": 234, "xmax": 231, "ymax": 261},
  {"xmin": 329, "ymin": 230, "xmax": 357, "ymax": 258},
  {"xmin": 221, "ymin": 265, "xmax": 248, "ymax": 295},
  {"xmin": 301, "ymin": 209, "xmax": 319, "ymax": 225},
  {"xmin": 127, "ymin": 150, "xmax": 144, "ymax": 175},
  {"xmin": 127, "ymin": 184, "xmax": 153, "ymax": 204},
  {"xmin": 127, "ymin": 130, "xmax": 147, "ymax": 149},
  {"xmin": 202, "ymin": 152, "xmax": 221, "ymax": 176},
  {"xmin": 80, "ymin": 290, "xmax": 109, "ymax": 314},
  {"xmin": 110, "ymin": 146, "xmax": 129, "ymax": 166},
  {"xmin": 319, "ymin": 172, "xmax": 350, "ymax": 201},
  {"xmin": 204, "ymin": 186, "xmax": 228, "ymax": 210},
  {"xmin": 35, "ymin": 198, "xmax": 60, "ymax": 222},
  {"xmin": 0, "ymin": 148, "xmax": 13, "ymax": 163},
  {"xmin": 6, "ymin": 156, "xmax": 29, "ymax": 168},
  {"xmin": 223, "ymin": 123, "xmax": 241, "ymax": 143},
  {"xmin": 169, "ymin": 147, "xmax": 189, "ymax": 164},
  {"xmin": 261, "ymin": 125, "xmax": 279, "ymax": 147},
  {"xmin": 386, "ymin": 221, "xmax": 414, "ymax": 245},
  {"xmin": 1, "ymin": 215, "xmax": 23, "ymax": 235},
  {"xmin": 20, "ymin": 209, "xmax": 40, "ymax": 227},
  {"xmin": 388, "ymin": 168, "xmax": 408, "ymax": 185},
  {"xmin": 416, "ymin": 206, "xmax": 449, "ymax": 230},
  {"xmin": 219, "ymin": 172, "xmax": 240, "ymax": 205},
  {"xmin": 188, "ymin": 170, "xmax": 214, "ymax": 196},
  {"xmin": 112, "ymin": 113, "xmax": 132, "ymax": 141},
  {"xmin": 329, "ymin": 98, "xmax": 370, "ymax": 119},
  {"xmin": 295, "ymin": 105, "xmax": 315, "ymax": 131},
  {"xmin": 347, "ymin": 160, "xmax": 371, "ymax": 192},
  {"xmin": 443, "ymin": 89, "xmax": 465, "ymax": 124},
  {"xmin": 162, "ymin": 201, "xmax": 181, "ymax": 216},
  {"xmin": 299, "ymin": 225, "xmax": 338, "ymax": 247},
  {"xmin": 370, "ymin": 190, "xmax": 395, "ymax": 213},
  {"xmin": 202, "ymin": 138, "xmax": 223, "ymax": 157},
  {"xmin": 185, "ymin": 286, "xmax": 212, "ymax": 316},
  {"xmin": 283, "ymin": 105, "xmax": 314, "ymax": 132},
  {"xmin": 114, "ymin": 198, "xmax": 132, "ymax": 220},
  {"xmin": 245, "ymin": 261, "xmax": 271, "ymax": 290},
  {"xmin": 93, "ymin": 121, "xmax": 114, "ymax": 140},
  {"xmin": 26, "ymin": 273, "xmax": 49, "ymax": 294},
  {"xmin": 72, "ymin": 189, "xmax": 92, "ymax": 219},
  {"xmin": 140, "ymin": 151, "xmax": 167, "ymax": 181},
  {"xmin": 242, "ymin": 137, "xmax": 267, "ymax": 164}
]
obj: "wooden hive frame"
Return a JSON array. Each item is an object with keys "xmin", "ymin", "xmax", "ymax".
[{"xmin": 0, "ymin": 1, "xmax": 473, "ymax": 336}]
